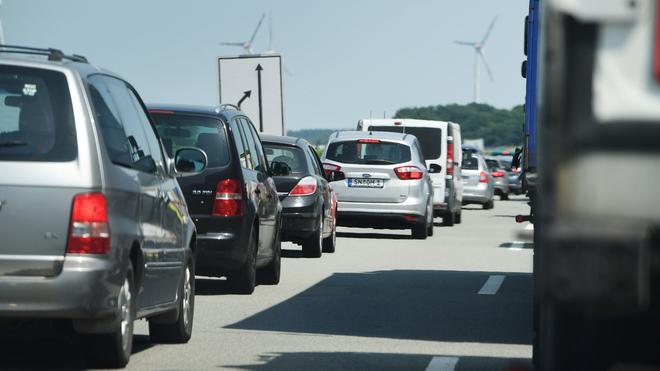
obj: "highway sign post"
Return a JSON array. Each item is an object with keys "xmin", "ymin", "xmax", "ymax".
[{"xmin": 218, "ymin": 54, "xmax": 285, "ymax": 135}]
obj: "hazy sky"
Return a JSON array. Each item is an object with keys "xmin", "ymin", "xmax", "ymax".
[{"xmin": 2, "ymin": 0, "xmax": 528, "ymax": 131}]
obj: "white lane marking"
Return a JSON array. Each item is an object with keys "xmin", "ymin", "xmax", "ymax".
[
  {"xmin": 478, "ymin": 275, "xmax": 506, "ymax": 295},
  {"xmin": 525, "ymin": 223, "xmax": 534, "ymax": 231},
  {"xmin": 508, "ymin": 241, "xmax": 525, "ymax": 251},
  {"xmin": 425, "ymin": 356, "xmax": 459, "ymax": 371}
]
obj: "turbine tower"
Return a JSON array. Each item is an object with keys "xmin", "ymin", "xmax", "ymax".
[
  {"xmin": 219, "ymin": 13, "xmax": 266, "ymax": 55},
  {"xmin": 0, "ymin": 0, "xmax": 5, "ymax": 45},
  {"xmin": 454, "ymin": 16, "xmax": 498, "ymax": 103}
]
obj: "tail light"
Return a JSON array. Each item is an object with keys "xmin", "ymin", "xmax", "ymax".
[
  {"xmin": 479, "ymin": 171, "xmax": 489, "ymax": 183},
  {"xmin": 394, "ymin": 166, "xmax": 424, "ymax": 180},
  {"xmin": 357, "ymin": 139, "xmax": 380, "ymax": 143},
  {"xmin": 289, "ymin": 176, "xmax": 317, "ymax": 196},
  {"xmin": 446, "ymin": 142, "xmax": 454, "ymax": 176},
  {"xmin": 491, "ymin": 170, "xmax": 505, "ymax": 177},
  {"xmin": 212, "ymin": 179, "xmax": 243, "ymax": 217},
  {"xmin": 512, "ymin": 167, "xmax": 522, "ymax": 174},
  {"xmin": 323, "ymin": 162, "xmax": 341, "ymax": 177},
  {"xmin": 67, "ymin": 193, "xmax": 110, "ymax": 254}
]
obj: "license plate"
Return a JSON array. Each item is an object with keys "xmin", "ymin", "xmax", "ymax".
[{"xmin": 348, "ymin": 178, "xmax": 384, "ymax": 188}]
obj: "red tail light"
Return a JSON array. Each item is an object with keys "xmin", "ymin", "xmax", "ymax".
[
  {"xmin": 289, "ymin": 176, "xmax": 317, "ymax": 196},
  {"xmin": 479, "ymin": 171, "xmax": 489, "ymax": 183},
  {"xmin": 394, "ymin": 166, "xmax": 424, "ymax": 180},
  {"xmin": 492, "ymin": 170, "xmax": 505, "ymax": 177},
  {"xmin": 148, "ymin": 109, "xmax": 175, "ymax": 115},
  {"xmin": 212, "ymin": 179, "xmax": 243, "ymax": 217},
  {"xmin": 67, "ymin": 193, "xmax": 110, "ymax": 254},
  {"xmin": 323, "ymin": 163, "xmax": 341, "ymax": 177},
  {"xmin": 446, "ymin": 142, "xmax": 454, "ymax": 176},
  {"xmin": 357, "ymin": 139, "xmax": 380, "ymax": 143}
]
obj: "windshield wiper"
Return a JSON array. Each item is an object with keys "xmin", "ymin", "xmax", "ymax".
[
  {"xmin": 0, "ymin": 140, "xmax": 28, "ymax": 148},
  {"xmin": 364, "ymin": 159, "xmax": 394, "ymax": 165}
]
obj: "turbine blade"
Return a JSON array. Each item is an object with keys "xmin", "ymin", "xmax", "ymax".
[
  {"xmin": 453, "ymin": 41, "xmax": 476, "ymax": 46},
  {"xmin": 219, "ymin": 42, "xmax": 245, "ymax": 47},
  {"xmin": 268, "ymin": 11, "xmax": 273, "ymax": 51},
  {"xmin": 479, "ymin": 49, "xmax": 494, "ymax": 82},
  {"xmin": 480, "ymin": 16, "xmax": 498, "ymax": 46},
  {"xmin": 249, "ymin": 13, "xmax": 266, "ymax": 46}
]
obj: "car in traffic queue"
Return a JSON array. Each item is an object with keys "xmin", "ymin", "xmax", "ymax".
[
  {"xmin": 261, "ymin": 135, "xmax": 337, "ymax": 257},
  {"xmin": 0, "ymin": 46, "xmax": 207, "ymax": 368},
  {"xmin": 149, "ymin": 104, "xmax": 282, "ymax": 295},
  {"xmin": 322, "ymin": 131, "xmax": 433, "ymax": 239},
  {"xmin": 485, "ymin": 157, "xmax": 511, "ymax": 200},
  {"xmin": 461, "ymin": 146, "xmax": 495, "ymax": 209}
]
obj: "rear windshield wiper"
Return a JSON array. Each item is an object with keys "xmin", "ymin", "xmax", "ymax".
[
  {"xmin": 0, "ymin": 140, "xmax": 28, "ymax": 148},
  {"xmin": 364, "ymin": 159, "xmax": 394, "ymax": 165}
]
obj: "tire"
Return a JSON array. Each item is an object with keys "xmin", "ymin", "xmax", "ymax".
[
  {"xmin": 455, "ymin": 211, "xmax": 462, "ymax": 224},
  {"xmin": 86, "ymin": 261, "xmax": 136, "ymax": 368},
  {"xmin": 302, "ymin": 214, "xmax": 323, "ymax": 258},
  {"xmin": 483, "ymin": 199, "xmax": 494, "ymax": 210},
  {"xmin": 442, "ymin": 212, "xmax": 455, "ymax": 227},
  {"xmin": 230, "ymin": 228, "xmax": 257, "ymax": 294},
  {"xmin": 257, "ymin": 229, "xmax": 281, "ymax": 285},
  {"xmin": 501, "ymin": 192, "xmax": 509, "ymax": 201},
  {"xmin": 427, "ymin": 219, "xmax": 434, "ymax": 236},
  {"xmin": 322, "ymin": 221, "xmax": 336, "ymax": 253},
  {"xmin": 412, "ymin": 210, "xmax": 428, "ymax": 239},
  {"xmin": 149, "ymin": 257, "xmax": 195, "ymax": 343}
]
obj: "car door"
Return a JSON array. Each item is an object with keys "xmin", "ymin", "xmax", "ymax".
[
  {"xmin": 240, "ymin": 117, "xmax": 278, "ymax": 263},
  {"xmin": 306, "ymin": 144, "xmax": 333, "ymax": 236}
]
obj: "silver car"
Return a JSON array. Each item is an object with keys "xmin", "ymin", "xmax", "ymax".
[
  {"xmin": 461, "ymin": 147, "xmax": 495, "ymax": 209},
  {"xmin": 0, "ymin": 46, "xmax": 205, "ymax": 368},
  {"xmin": 485, "ymin": 157, "xmax": 510, "ymax": 200},
  {"xmin": 321, "ymin": 131, "xmax": 433, "ymax": 239}
]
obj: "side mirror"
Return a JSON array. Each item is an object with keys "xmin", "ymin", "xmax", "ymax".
[
  {"xmin": 174, "ymin": 147, "xmax": 207, "ymax": 176},
  {"xmin": 325, "ymin": 170, "xmax": 345, "ymax": 182},
  {"xmin": 429, "ymin": 164, "xmax": 442, "ymax": 174}
]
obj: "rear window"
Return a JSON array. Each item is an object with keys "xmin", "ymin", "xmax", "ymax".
[
  {"xmin": 326, "ymin": 140, "xmax": 411, "ymax": 165},
  {"xmin": 151, "ymin": 113, "xmax": 229, "ymax": 168},
  {"xmin": 0, "ymin": 65, "xmax": 76, "ymax": 162},
  {"xmin": 462, "ymin": 151, "xmax": 480, "ymax": 170},
  {"xmin": 368, "ymin": 125, "xmax": 441, "ymax": 160},
  {"xmin": 263, "ymin": 143, "xmax": 308, "ymax": 175},
  {"xmin": 485, "ymin": 159, "xmax": 501, "ymax": 170}
]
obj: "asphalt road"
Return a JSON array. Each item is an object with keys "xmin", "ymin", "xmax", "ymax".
[{"xmin": 1, "ymin": 196, "xmax": 534, "ymax": 371}]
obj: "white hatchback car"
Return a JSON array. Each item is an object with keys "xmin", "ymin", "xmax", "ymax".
[{"xmin": 321, "ymin": 131, "xmax": 433, "ymax": 239}]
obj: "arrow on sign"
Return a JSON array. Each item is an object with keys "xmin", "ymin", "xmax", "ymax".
[
  {"xmin": 256, "ymin": 64, "xmax": 264, "ymax": 132},
  {"xmin": 237, "ymin": 90, "xmax": 251, "ymax": 109}
]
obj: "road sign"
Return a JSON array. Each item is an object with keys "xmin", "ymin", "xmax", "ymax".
[{"xmin": 218, "ymin": 54, "xmax": 285, "ymax": 135}]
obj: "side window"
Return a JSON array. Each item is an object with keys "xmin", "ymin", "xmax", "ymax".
[
  {"xmin": 88, "ymin": 76, "xmax": 133, "ymax": 168},
  {"xmin": 238, "ymin": 117, "xmax": 259, "ymax": 171},
  {"xmin": 307, "ymin": 145, "xmax": 323, "ymax": 176},
  {"xmin": 243, "ymin": 118, "xmax": 268, "ymax": 173},
  {"xmin": 125, "ymin": 85, "xmax": 164, "ymax": 166},
  {"xmin": 413, "ymin": 142, "xmax": 424, "ymax": 163},
  {"xmin": 101, "ymin": 77, "xmax": 155, "ymax": 173},
  {"xmin": 229, "ymin": 118, "xmax": 250, "ymax": 169}
]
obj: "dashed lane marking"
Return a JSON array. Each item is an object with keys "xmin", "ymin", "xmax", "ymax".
[
  {"xmin": 425, "ymin": 356, "xmax": 459, "ymax": 371},
  {"xmin": 477, "ymin": 275, "xmax": 506, "ymax": 295}
]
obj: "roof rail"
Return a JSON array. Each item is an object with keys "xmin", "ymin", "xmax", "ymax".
[
  {"xmin": 216, "ymin": 103, "xmax": 240, "ymax": 112},
  {"xmin": 0, "ymin": 45, "xmax": 88, "ymax": 63}
]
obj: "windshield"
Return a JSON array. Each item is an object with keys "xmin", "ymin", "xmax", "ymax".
[
  {"xmin": 326, "ymin": 140, "xmax": 411, "ymax": 165},
  {"xmin": 368, "ymin": 125, "xmax": 442, "ymax": 160},
  {"xmin": 0, "ymin": 65, "xmax": 76, "ymax": 162},
  {"xmin": 151, "ymin": 113, "xmax": 230, "ymax": 168}
]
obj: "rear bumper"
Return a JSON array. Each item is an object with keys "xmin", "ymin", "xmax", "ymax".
[
  {"xmin": 280, "ymin": 195, "xmax": 320, "ymax": 242},
  {"xmin": 337, "ymin": 211, "xmax": 425, "ymax": 229},
  {"xmin": 463, "ymin": 184, "xmax": 492, "ymax": 204},
  {"xmin": 0, "ymin": 256, "xmax": 123, "ymax": 320}
]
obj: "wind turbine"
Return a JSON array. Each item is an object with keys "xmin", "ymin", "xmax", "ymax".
[
  {"xmin": 263, "ymin": 11, "xmax": 292, "ymax": 76},
  {"xmin": 0, "ymin": 0, "xmax": 5, "ymax": 45},
  {"xmin": 454, "ymin": 16, "xmax": 498, "ymax": 103},
  {"xmin": 219, "ymin": 13, "xmax": 266, "ymax": 55}
]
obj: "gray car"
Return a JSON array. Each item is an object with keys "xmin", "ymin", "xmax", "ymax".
[
  {"xmin": 485, "ymin": 157, "xmax": 510, "ymax": 200},
  {"xmin": 322, "ymin": 131, "xmax": 433, "ymax": 239},
  {"xmin": 0, "ymin": 46, "xmax": 206, "ymax": 368},
  {"xmin": 461, "ymin": 146, "xmax": 495, "ymax": 209}
]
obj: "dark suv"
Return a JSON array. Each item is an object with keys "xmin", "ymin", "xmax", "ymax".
[
  {"xmin": 0, "ymin": 46, "xmax": 206, "ymax": 368},
  {"xmin": 149, "ymin": 105, "xmax": 282, "ymax": 294}
]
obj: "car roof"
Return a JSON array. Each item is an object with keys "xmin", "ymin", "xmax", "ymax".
[
  {"xmin": 0, "ymin": 54, "xmax": 120, "ymax": 80},
  {"xmin": 359, "ymin": 118, "xmax": 454, "ymax": 127},
  {"xmin": 329, "ymin": 130, "xmax": 414, "ymax": 144},
  {"xmin": 260, "ymin": 134, "xmax": 309, "ymax": 147},
  {"xmin": 147, "ymin": 103, "xmax": 243, "ymax": 120}
]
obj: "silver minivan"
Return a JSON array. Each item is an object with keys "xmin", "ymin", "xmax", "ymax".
[
  {"xmin": 0, "ymin": 47, "xmax": 205, "ymax": 368},
  {"xmin": 322, "ymin": 131, "xmax": 433, "ymax": 239}
]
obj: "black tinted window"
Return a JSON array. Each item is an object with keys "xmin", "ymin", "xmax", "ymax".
[
  {"xmin": 242, "ymin": 118, "xmax": 268, "ymax": 173},
  {"xmin": 152, "ymin": 113, "xmax": 229, "ymax": 168},
  {"xmin": 369, "ymin": 126, "xmax": 442, "ymax": 160},
  {"xmin": 0, "ymin": 65, "xmax": 76, "ymax": 162},
  {"xmin": 88, "ymin": 76, "xmax": 132, "ymax": 167},
  {"xmin": 462, "ymin": 151, "xmax": 480, "ymax": 170},
  {"xmin": 264, "ymin": 144, "xmax": 308, "ymax": 174},
  {"xmin": 326, "ymin": 140, "xmax": 411, "ymax": 165},
  {"xmin": 229, "ymin": 118, "xmax": 250, "ymax": 169}
]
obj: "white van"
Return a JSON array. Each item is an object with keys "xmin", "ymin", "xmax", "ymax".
[{"xmin": 357, "ymin": 119, "xmax": 463, "ymax": 226}]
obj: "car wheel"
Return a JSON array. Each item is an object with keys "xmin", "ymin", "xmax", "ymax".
[
  {"xmin": 483, "ymin": 200, "xmax": 494, "ymax": 210},
  {"xmin": 257, "ymin": 228, "xmax": 281, "ymax": 285},
  {"xmin": 149, "ymin": 257, "xmax": 195, "ymax": 343},
  {"xmin": 302, "ymin": 214, "xmax": 323, "ymax": 258},
  {"xmin": 412, "ymin": 211, "xmax": 428, "ymax": 240},
  {"xmin": 455, "ymin": 211, "xmax": 462, "ymax": 224},
  {"xmin": 322, "ymin": 220, "xmax": 336, "ymax": 253},
  {"xmin": 442, "ymin": 212, "xmax": 455, "ymax": 227},
  {"xmin": 230, "ymin": 228, "xmax": 257, "ymax": 294},
  {"xmin": 86, "ymin": 261, "xmax": 135, "ymax": 368}
]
